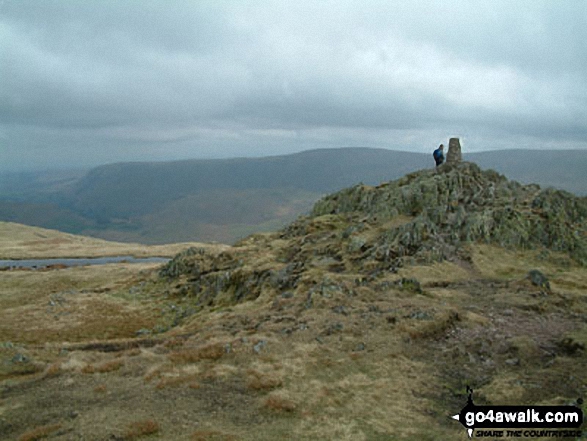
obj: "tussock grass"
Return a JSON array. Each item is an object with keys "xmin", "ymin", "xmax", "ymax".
[
  {"xmin": 82, "ymin": 358, "xmax": 124, "ymax": 374},
  {"xmin": 245, "ymin": 368, "xmax": 283, "ymax": 391},
  {"xmin": 191, "ymin": 430, "xmax": 237, "ymax": 441},
  {"xmin": 42, "ymin": 361, "xmax": 62, "ymax": 378},
  {"xmin": 168, "ymin": 342, "xmax": 226, "ymax": 363},
  {"xmin": 396, "ymin": 259, "xmax": 473, "ymax": 284},
  {"xmin": 94, "ymin": 384, "xmax": 107, "ymax": 393},
  {"xmin": 155, "ymin": 373, "xmax": 200, "ymax": 389},
  {"xmin": 400, "ymin": 309, "xmax": 461, "ymax": 340},
  {"xmin": 0, "ymin": 265, "xmax": 160, "ymax": 344},
  {"xmin": 471, "ymin": 244, "xmax": 571, "ymax": 280},
  {"xmin": 122, "ymin": 419, "xmax": 160, "ymax": 440},
  {"xmin": 17, "ymin": 423, "xmax": 62, "ymax": 441},
  {"xmin": 263, "ymin": 391, "xmax": 296, "ymax": 412}
]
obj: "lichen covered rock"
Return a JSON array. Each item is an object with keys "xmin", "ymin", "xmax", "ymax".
[
  {"xmin": 311, "ymin": 162, "xmax": 587, "ymax": 265},
  {"xmin": 160, "ymin": 161, "xmax": 587, "ymax": 310}
]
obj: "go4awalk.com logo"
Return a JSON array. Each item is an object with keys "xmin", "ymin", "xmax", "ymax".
[{"xmin": 451, "ymin": 387, "xmax": 584, "ymax": 438}]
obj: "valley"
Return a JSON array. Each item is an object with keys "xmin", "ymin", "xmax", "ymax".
[{"xmin": 2, "ymin": 148, "xmax": 586, "ymax": 245}]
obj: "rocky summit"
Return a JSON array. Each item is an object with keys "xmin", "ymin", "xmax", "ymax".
[{"xmin": 160, "ymin": 161, "xmax": 587, "ymax": 308}]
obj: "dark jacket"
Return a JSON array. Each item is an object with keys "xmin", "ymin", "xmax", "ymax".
[{"xmin": 433, "ymin": 148, "xmax": 444, "ymax": 166}]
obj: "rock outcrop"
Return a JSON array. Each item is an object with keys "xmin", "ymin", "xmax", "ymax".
[
  {"xmin": 312, "ymin": 162, "xmax": 587, "ymax": 265},
  {"xmin": 159, "ymin": 161, "xmax": 587, "ymax": 308}
]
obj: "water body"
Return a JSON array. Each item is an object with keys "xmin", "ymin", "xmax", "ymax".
[{"xmin": 0, "ymin": 256, "xmax": 170, "ymax": 269}]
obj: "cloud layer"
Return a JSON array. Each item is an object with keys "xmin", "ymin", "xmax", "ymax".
[{"xmin": 1, "ymin": 0, "xmax": 586, "ymax": 170}]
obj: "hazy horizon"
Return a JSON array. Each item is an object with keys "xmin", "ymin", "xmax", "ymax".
[
  {"xmin": 3, "ymin": 145, "xmax": 587, "ymax": 174},
  {"xmin": 1, "ymin": 146, "xmax": 586, "ymax": 177},
  {"xmin": 1, "ymin": 0, "xmax": 586, "ymax": 171}
]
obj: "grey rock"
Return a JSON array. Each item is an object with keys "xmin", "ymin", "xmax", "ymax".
[
  {"xmin": 396, "ymin": 278, "xmax": 422, "ymax": 294},
  {"xmin": 253, "ymin": 340, "xmax": 267, "ymax": 354},
  {"xmin": 324, "ymin": 322, "xmax": 344, "ymax": 335},
  {"xmin": 11, "ymin": 353, "xmax": 29, "ymax": 363},
  {"xmin": 528, "ymin": 270, "xmax": 550, "ymax": 290},
  {"xmin": 348, "ymin": 236, "xmax": 368, "ymax": 253},
  {"xmin": 505, "ymin": 357, "xmax": 520, "ymax": 366},
  {"xmin": 409, "ymin": 311, "xmax": 432, "ymax": 320},
  {"xmin": 305, "ymin": 292, "xmax": 313, "ymax": 309}
]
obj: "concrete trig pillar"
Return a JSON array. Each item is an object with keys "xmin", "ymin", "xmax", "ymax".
[{"xmin": 446, "ymin": 138, "xmax": 462, "ymax": 164}]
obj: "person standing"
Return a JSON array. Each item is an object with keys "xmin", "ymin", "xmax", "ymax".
[{"xmin": 433, "ymin": 144, "xmax": 444, "ymax": 167}]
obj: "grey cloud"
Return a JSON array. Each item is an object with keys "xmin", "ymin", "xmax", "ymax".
[{"xmin": 0, "ymin": 0, "xmax": 586, "ymax": 171}]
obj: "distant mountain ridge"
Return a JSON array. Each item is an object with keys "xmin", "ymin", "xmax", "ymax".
[
  {"xmin": 70, "ymin": 148, "xmax": 431, "ymax": 219},
  {"xmin": 0, "ymin": 148, "xmax": 586, "ymax": 244},
  {"xmin": 470, "ymin": 149, "xmax": 587, "ymax": 196}
]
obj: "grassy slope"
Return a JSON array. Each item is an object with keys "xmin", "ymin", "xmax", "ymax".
[
  {"xmin": 0, "ymin": 201, "xmax": 96, "ymax": 234},
  {"xmin": 83, "ymin": 187, "xmax": 322, "ymax": 245},
  {"xmin": 1, "ymin": 191, "xmax": 586, "ymax": 438},
  {"xmin": 0, "ymin": 221, "xmax": 225, "ymax": 259}
]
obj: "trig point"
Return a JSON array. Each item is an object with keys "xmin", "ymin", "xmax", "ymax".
[{"xmin": 446, "ymin": 138, "xmax": 462, "ymax": 164}]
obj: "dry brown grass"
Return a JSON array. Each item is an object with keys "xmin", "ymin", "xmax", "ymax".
[
  {"xmin": 122, "ymin": 419, "xmax": 160, "ymax": 440},
  {"xmin": 82, "ymin": 358, "xmax": 124, "ymax": 374},
  {"xmin": 0, "ymin": 265, "xmax": 160, "ymax": 344},
  {"xmin": 2, "ymin": 214, "xmax": 586, "ymax": 440},
  {"xmin": 0, "ymin": 220, "xmax": 226, "ymax": 259},
  {"xmin": 264, "ymin": 391, "xmax": 296, "ymax": 412},
  {"xmin": 163, "ymin": 336, "xmax": 186, "ymax": 349},
  {"xmin": 470, "ymin": 244, "xmax": 568, "ymax": 280},
  {"xmin": 17, "ymin": 423, "xmax": 62, "ymax": 441},
  {"xmin": 168, "ymin": 342, "xmax": 225, "ymax": 363},
  {"xmin": 124, "ymin": 348, "xmax": 142, "ymax": 356},
  {"xmin": 245, "ymin": 368, "xmax": 283, "ymax": 391},
  {"xmin": 94, "ymin": 384, "xmax": 107, "ymax": 393},
  {"xmin": 155, "ymin": 374, "xmax": 200, "ymax": 389},
  {"xmin": 142, "ymin": 365, "xmax": 163, "ymax": 383},
  {"xmin": 396, "ymin": 259, "xmax": 473, "ymax": 284},
  {"xmin": 42, "ymin": 361, "xmax": 62, "ymax": 378},
  {"xmin": 400, "ymin": 309, "xmax": 461, "ymax": 339},
  {"xmin": 191, "ymin": 430, "xmax": 237, "ymax": 441}
]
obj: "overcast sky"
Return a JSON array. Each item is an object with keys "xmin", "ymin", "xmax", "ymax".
[{"xmin": 1, "ymin": 0, "xmax": 586, "ymax": 171}]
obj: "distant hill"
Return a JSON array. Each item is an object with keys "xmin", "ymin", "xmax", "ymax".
[
  {"xmin": 69, "ymin": 148, "xmax": 430, "ymax": 219},
  {"xmin": 0, "ymin": 148, "xmax": 585, "ymax": 244},
  {"xmin": 0, "ymin": 168, "xmax": 86, "ymax": 201},
  {"xmin": 468, "ymin": 149, "xmax": 587, "ymax": 196}
]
